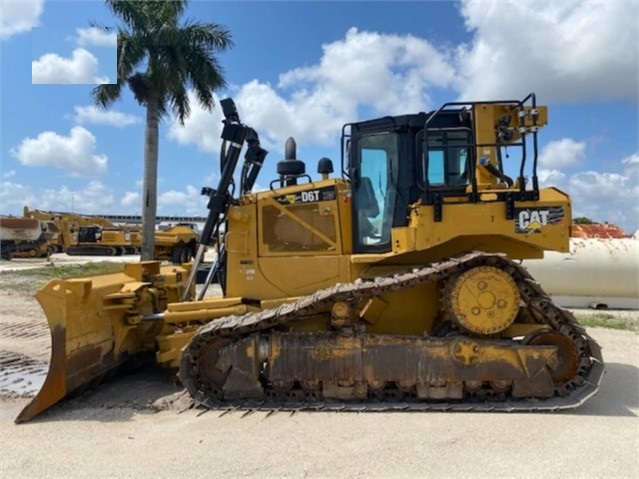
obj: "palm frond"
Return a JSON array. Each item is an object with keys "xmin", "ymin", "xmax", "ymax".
[
  {"xmin": 169, "ymin": 83, "xmax": 191, "ymax": 125},
  {"xmin": 155, "ymin": 0, "xmax": 189, "ymax": 24},
  {"xmin": 191, "ymin": 78, "xmax": 214, "ymax": 111},
  {"xmin": 117, "ymin": 30, "xmax": 147, "ymax": 81},
  {"xmin": 127, "ymin": 72, "xmax": 150, "ymax": 105},
  {"xmin": 154, "ymin": 45, "xmax": 191, "ymax": 124},
  {"xmin": 88, "ymin": 20, "xmax": 113, "ymax": 33},
  {"xmin": 100, "ymin": 0, "xmax": 230, "ymax": 124},
  {"xmin": 179, "ymin": 42, "xmax": 228, "ymax": 91},
  {"xmin": 104, "ymin": 0, "xmax": 151, "ymax": 33},
  {"xmin": 163, "ymin": 21, "xmax": 233, "ymax": 51},
  {"xmin": 91, "ymin": 83, "xmax": 122, "ymax": 109}
]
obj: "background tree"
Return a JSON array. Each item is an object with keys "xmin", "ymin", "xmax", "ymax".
[{"xmin": 92, "ymin": 0, "xmax": 233, "ymax": 260}]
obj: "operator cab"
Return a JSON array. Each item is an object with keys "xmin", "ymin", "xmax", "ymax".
[
  {"xmin": 344, "ymin": 110, "xmax": 473, "ymax": 253},
  {"xmin": 344, "ymin": 95, "xmax": 543, "ymax": 254}
]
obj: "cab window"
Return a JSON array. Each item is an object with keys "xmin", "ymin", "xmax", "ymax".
[
  {"xmin": 356, "ymin": 133, "xmax": 398, "ymax": 250},
  {"xmin": 424, "ymin": 129, "xmax": 472, "ymax": 187}
]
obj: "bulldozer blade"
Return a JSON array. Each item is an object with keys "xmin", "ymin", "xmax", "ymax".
[
  {"xmin": 15, "ymin": 297, "xmax": 73, "ymax": 423},
  {"xmin": 15, "ymin": 263, "xmax": 177, "ymax": 423}
]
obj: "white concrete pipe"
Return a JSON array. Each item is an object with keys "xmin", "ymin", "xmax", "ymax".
[{"xmin": 522, "ymin": 238, "xmax": 639, "ymax": 309}]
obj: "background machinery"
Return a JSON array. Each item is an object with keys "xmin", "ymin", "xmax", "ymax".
[
  {"xmin": 0, "ymin": 217, "xmax": 50, "ymax": 260},
  {"xmin": 23, "ymin": 208, "xmax": 139, "ymax": 256},
  {"xmin": 153, "ymin": 223, "xmax": 201, "ymax": 264},
  {"xmin": 22, "ymin": 207, "xmax": 199, "ymax": 262},
  {"xmin": 17, "ymin": 95, "xmax": 604, "ymax": 423}
]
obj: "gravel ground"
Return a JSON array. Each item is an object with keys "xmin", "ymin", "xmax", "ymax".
[
  {"xmin": 0, "ymin": 255, "xmax": 637, "ymax": 478},
  {"xmin": 0, "ymin": 327, "xmax": 636, "ymax": 479}
]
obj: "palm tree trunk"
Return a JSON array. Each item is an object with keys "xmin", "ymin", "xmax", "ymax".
[{"xmin": 141, "ymin": 93, "xmax": 159, "ymax": 261}]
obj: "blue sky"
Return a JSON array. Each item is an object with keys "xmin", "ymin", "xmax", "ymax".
[{"xmin": 1, "ymin": 0, "xmax": 638, "ymax": 233}]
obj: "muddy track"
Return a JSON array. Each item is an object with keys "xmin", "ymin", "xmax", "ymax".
[
  {"xmin": 0, "ymin": 280, "xmax": 51, "ymax": 399},
  {"xmin": 0, "ymin": 351, "xmax": 48, "ymax": 398},
  {"xmin": 0, "ymin": 321, "xmax": 49, "ymax": 340}
]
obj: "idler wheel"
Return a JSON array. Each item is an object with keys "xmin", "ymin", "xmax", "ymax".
[
  {"xmin": 445, "ymin": 266, "xmax": 520, "ymax": 335},
  {"xmin": 193, "ymin": 338, "xmax": 232, "ymax": 396},
  {"xmin": 524, "ymin": 330, "xmax": 579, "ymax": 385}
]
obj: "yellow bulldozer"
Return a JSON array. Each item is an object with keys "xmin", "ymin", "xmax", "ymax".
[
  {"xmin": 16, "ymin": 94, "xmax": 604, "ymax": 423},
  {"xmin": 0, "ymin": 217, "xmax": 50, "ymax": 260}
]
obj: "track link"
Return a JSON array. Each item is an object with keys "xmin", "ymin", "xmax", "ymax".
[
  {"xmin": 66, "ymin": 246, "xmax": 120, "ymax": 256},
  {"xmin": 180, "ymin": 252, "xmax": 604, "ymax": 412}
]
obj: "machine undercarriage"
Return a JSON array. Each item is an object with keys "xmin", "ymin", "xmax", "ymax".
[{"xmin": 180, "ymin": 252, "xmax": 604, "ymax": 412}]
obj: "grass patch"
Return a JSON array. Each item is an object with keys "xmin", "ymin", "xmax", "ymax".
[
  {"xmin": 575, "ymin": 313, "xmax": 639, "ymax": 331},
  {"xmin": 0, "ymin": 262, "xmax": 125, "ymax": 294}
]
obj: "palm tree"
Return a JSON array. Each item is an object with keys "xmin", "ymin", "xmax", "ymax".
[{"xmin": 92, "ymin": 0, "xmax": 233, "ymax": 260}]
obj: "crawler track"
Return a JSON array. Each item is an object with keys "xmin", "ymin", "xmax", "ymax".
[
  {"xmin": 66, "ymin": 246, "xmax": 123, "ymax": 256},
  {"xmin": 180, "ymin": 252, "xmax": 604, "ymax": 412}
]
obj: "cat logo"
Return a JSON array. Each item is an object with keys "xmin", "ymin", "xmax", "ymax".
[
  {"xmin": 515, "ymin": 207, "xmax": 564, "ymax": 233},
  {"xmin": 285, "ymin": 194, "xmax": 297, "ymax": 204},
  {"xmin": 519, "ymin": 210, "xmax": 548, "ymax": 230}
]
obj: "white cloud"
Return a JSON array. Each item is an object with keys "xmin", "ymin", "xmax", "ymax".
[
  {"xmin": 537, "ymin": 169, "xmax": 565, "ymax": 185},
  {"xmin": 0, "ymin": 0, "xmax": 43, "ymax": 39},
  {"xmin": 68, "ymin": 180, "xmax": 116, "ymax": 212},
  {"xmin": 243, "ymin": 27, "xmax": 455, "ymax": 147},
  {"xmin": 99, "ymin": 180, "xmax": 207, "ymax": 216},
  {"xmin": 538, "ymin": 138, "xmax": 587, "ymax": 169},
  {"xmin": 158, "ymin": 185, "xmax": 208, "ymax": 215},
  {"xmin": 622, "ymin": 153, "xmax": 639, "ymax": 165},
  {"xmin": 10, "ymin": 126, "xmax": 108, "ymax": 175},
  {"xmin": 534, "ymin": 147, "xmax": 638, "ymax": 232},
  {"xmin": 566, "ymin": 152, "xmax": 639, "ymax": 232},
  {"xmin": 75, "ymin": 27, "xmax": 116, "ymax": 47},
  {"xmin": 456, "ymin": 0, "xmax": 638, "ymax": 102},
  {"xmin": 0, "ymin": 181, "xmax": 37, "ymax": 212},
  {"xmin": 570, "ymin": 171, "xmax": 628, "ymax": 201},
  {"xmin": 172, "ymin": 4, "xmax": 637, "ymax": 158},
  {"xmin": 2, "ymin": 169, "xmax": 16, "ymax": 179},
  {"xmin": 0, "ymin": 180, "xmax": 209, "ymax": 218},
  {"xmin": 32, "ymin": 48, "xmax": 110, "ymax": 84},
  {"xmin": 121, "ymin": 191, "xmax": 139, "ymax": 207},
  {"xmin": 234, "ymin": 80, "xmax": 345, "ymax": 150},
  {"xmin": 169, "ymin": 27, "xmax": 456, "ymax": 152},
  {"xmin": 277, "ymin": 27, "xmax": 455, "ymax": 116},
  {"xmin": 0, "ymin": 180, "xmax": 116, "ymax": 215},
  {"xmin": 167, "ymin": 91, "xmax": 226, "ymax": 153},
  {"xmin": 73, "ymin": 105, "xmax": 141, "ymax": 127}
]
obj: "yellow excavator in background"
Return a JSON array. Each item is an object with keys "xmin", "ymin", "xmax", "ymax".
[
  {"xmin": 23, "ymin": 208, "xmax": 139, "ymax": 256},
  {"xmin": 23, "ymin": 208, "xmax": 200, "ymax": 263},
  {"xmin": 17, "ymin": 94, "xmax": 604, "ymax": 423}
]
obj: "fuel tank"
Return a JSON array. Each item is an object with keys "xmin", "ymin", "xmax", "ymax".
[{"xmin": 522, "ymin": 237, "xmax": 639, "ymax": 309}]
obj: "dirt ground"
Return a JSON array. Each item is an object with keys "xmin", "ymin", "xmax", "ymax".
[{"xmin": 0, "ymin": 256, "xmax": 637, "ymax": 478}]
